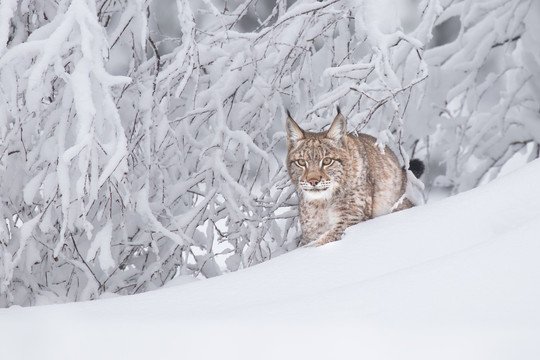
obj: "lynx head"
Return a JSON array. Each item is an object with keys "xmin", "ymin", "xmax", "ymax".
[{"xmin": 286, "ymin": 110, "xmax": 349, "ymax": 201}]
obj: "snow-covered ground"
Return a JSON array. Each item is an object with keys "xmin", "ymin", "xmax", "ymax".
[{"xmin": 1, "ymin": 160, "xmax": 539, "ymax": 360}]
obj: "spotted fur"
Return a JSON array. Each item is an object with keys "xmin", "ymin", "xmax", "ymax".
[{"xmin": 286, "ymin": 111, "xmax": 419, "ymax": 246}]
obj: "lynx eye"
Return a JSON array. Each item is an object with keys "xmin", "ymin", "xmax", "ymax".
[
  {"xmin": 322, "ymin": 157, "xmax": 334, "ymax": 166},
  {"xmin": 295, "ymin": 159, "xmax": 307, "ymax": 167}
]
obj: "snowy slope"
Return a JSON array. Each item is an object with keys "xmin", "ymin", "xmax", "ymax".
[{"xmin": 1, "ymin": 160, "xmax": 540, "ymax": 360}]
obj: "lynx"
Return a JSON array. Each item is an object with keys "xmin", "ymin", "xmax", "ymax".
[{"xmin": 286, "ymin": 109, "xmax": 424, "ymax": 246}]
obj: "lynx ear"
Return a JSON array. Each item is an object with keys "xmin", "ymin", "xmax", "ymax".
[
  {"xmin": 326, "ymin": 112, "xmax": 347, "ymax": 145},
  {"xmin": 286, "ymin": 112, "xmax": 305, "ymax": 150}
]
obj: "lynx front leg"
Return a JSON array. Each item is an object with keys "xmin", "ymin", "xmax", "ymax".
[
  {"xmin": 305, "ymin": 213, "xmax": 367, "ymax": 247},
  {"xmin": 304, "ymin": 228, "xmax": 343, "ymax": 247},
  {"xmin": 300, "ymin": 196, "xmax": 371, "ymax": 247},
  {"xmin": 300, "ymin": 228, "xmax": 335, "ymax": 247}
]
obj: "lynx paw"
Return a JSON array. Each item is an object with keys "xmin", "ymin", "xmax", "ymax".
[
  {"xmin": 302, "ymin": 233, "xmax": 338, "ymax": 247},
  {"xmin": 303, "ymin": 240, "xmax": 323, "ymax": 248}
]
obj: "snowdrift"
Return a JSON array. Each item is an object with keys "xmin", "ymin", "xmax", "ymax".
[{"xmin": 1, "ymin": 160, "xmax": 540, "ymax": 360}]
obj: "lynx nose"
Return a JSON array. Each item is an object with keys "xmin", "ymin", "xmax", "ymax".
[{"xmin": 307, "ymin": 177, "xmax": 321, "ymax": 186}]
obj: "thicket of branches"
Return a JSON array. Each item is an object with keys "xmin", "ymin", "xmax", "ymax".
[{"xmin": 0, "ymin": 0, "xmax": 537, "ymax": 306}]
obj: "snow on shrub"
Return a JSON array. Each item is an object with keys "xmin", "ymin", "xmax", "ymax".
[{"xmin": 0, "ymin": 0, "xmax": 537, "ymax": 306}]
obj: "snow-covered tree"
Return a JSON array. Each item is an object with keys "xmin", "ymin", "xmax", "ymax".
[
  {"xmin": 0, "ymin": 0, "xmax": 537, "ymax": 306},
  {"xmin": 411, "ymin": 0, "xmax": 539, "ymax": 194}
]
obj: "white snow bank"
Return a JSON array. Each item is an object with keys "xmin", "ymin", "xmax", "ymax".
[{"xmin": 1, "ymin": 160, "xmax": 540, "ymax": 360}]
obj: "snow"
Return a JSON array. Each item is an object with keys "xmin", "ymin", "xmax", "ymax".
[
  {"xmin": 0, "ymin": 0, "xmax": 16, "ymax": 56},
  {"xmin": 86, "ymin": 221, "xmax": 114, "ymax": 272},
  {"xmin": 3, "ymin": 0, "xmax": 536, "ymax": 305},
  {"xmin": 1, "ymin": 159, "xmax": 539, "ymax": 359}
]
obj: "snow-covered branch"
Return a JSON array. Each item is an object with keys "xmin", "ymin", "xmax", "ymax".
[{"xmin": 0, "ymin": 0, "xmax": 537, "ymax": 306}]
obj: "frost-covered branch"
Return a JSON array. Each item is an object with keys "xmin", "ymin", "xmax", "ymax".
[{"xmin": 0, "ymin": 0, "xmax": 537, "ymax": 307}]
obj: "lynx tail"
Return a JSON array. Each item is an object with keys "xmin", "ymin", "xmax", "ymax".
[{"xmin": 409, "ymin": 159, "xmax": 425, "ymax": 179}]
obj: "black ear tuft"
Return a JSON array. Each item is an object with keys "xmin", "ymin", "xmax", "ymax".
[
  {"xmin": 326, "ymin": 113, "xmax": 347, "ymax": 146},
  {"xmin": 336, "ymin": 105, "xmax": 341, "ymax": 115},
  {"xmin": 286, "ymin": 108, "xmax": 292, "ymax": 118},
  {"xmin": 409, "ymin": 159, "xmax": 425, "ymax": 178}
]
